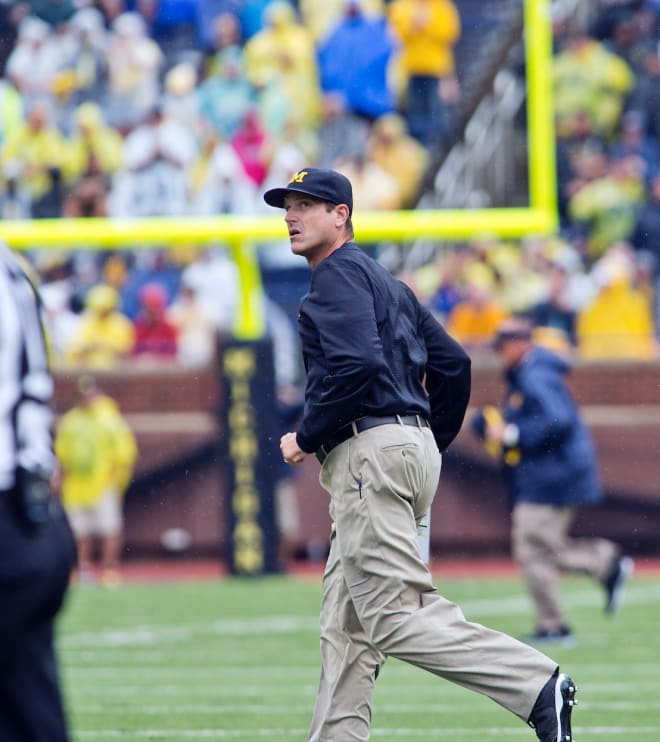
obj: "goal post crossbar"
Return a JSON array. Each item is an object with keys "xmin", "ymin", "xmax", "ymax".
[{"xmin": 0, "ymin": 0, "xmax": 555, "ymax": 340}]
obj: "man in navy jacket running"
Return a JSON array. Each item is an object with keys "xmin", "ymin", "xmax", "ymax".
[{"xmin": 473, "ymin": 316, "xmax": 633, "ymax": 644}]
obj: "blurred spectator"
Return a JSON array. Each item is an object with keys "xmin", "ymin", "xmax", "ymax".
[
  {"xmin": 644, "ymin": 0, "xmax": 660, "ymax": 22},
  {"xmin": 445, "ymin": 274, "xmax": 510, "ymax": 352},
  {"xmin": 55, "ymin": 375, "xmax": 137, "ymax": 586},
  {"xmin": 259, "ymin": 120, "xmax": 315, "ymax": 206},
  {"xmin": 68, "ymin": 251, "xmax": 104, "ymax": 311},
  {"xmin": 231, "ymin": 107, "xmax": 272, "ymax": 187},
  {"xmin": 316, "ymin": 0, "xmax": 397, "ymax": 122},
  {"xmin": 422, "ymin": 249, "xmax": 464, "ymax": 322},
  {"xmin": 5, "ymin": 15, "xmax": 63, "ymax": 102},
  {"xmin": 186, "ymin": 118, "xmax": 221, "ymax": 205},
  {"xmin": 180, "ymin": 246, "xmax": 239, "ymax": 333},
  {"xmin": 197, "ymin": 0, "xmax": 241, "ymax": 51},
  {"xmin": 608, "ymin": 109, "xmax": 660, "ymax": 178},
  {"xmin": 50, "ymin": 68, "xmax": 82, "ymax": 137},
  {"xmin": 108, "ymin": 104, "xmax": 197, "ymax": 217},
  {"xmin": 198, "ymin": 44, "xmax": 256, "ymax": 139},
  {"xmin": 336, "ymin": 152, "xmax": 402, "ymax": 210},
  {"xmin": 69, "ymin": 7, "xmax": 109, "ymax": 107},
  {"xmin": 527, "ymin": 261, "xmax": 578, "ymax": 348},
  {"xmin": 258, "ymin": 74, "xmax": 319, "ymax": 155},
  {"xmin": 143, "ymin": 0, "xmax": 200, "ymax": 65},
  {"xmin": 601, "ymin": 7, "xmax": 650, "ymax": 71},
  {"xmin": 299, "ymin": 0, "xmax": 384, "ymax": 42},
  {"xmin": 63, "ymin": 284, "xmax": 136, "ymax": 368},
  {"xmin": 388, "ymin": 0, "xmax": 461, "ymax": 148},
  {"xmin": 132, "ymin": 281, "xmax": 179, "ymax": 359},
  {"xmin": 167, "ymin": 277, "xmax": 218, "ymax": 365},
  {"xmin": 28, "ymin": 0, "xmax": 76, "ymax": 26},
  {"xmin": 100, "ymin": 253, "xmax": 130, "ymax": 296},
  {"xmin": 192, "ymin": 139, "xmax": 260, "ymax": 214},
  {"xmin": 590, "ymin": 0, "xmax": 645, "ymax": 42},
  {"xmin": 104, "ymin": 12, "xmax": 164, "ymax": 132},
  {"xmin": 64, "ymin": 101, "xmax": 123, "ymax": 186},
  {"xmin": 38, "ymin": 252, "xmax": 81, "ymax": 360},
  {"xmin": 243, "ymin": 1, "xmax": 322, "ymax": 130},
  {"xmin": 486, "ymin": 241, "xmax": 546, "ymax": 316},
  {"xmin": 639, "ymin": 8, "xmax": 658, "ymax": 39},
  {"xmin": 576, "ymin": 243, "xmax": 657, "ymax": 360},
  {"xmin": 259, "ymin": 108, "xmax": 319, "ymax": 186},
  {"xmin": 366, "ymin": 112, "xmax": 428, "ymax": 207},
  {"xmin": 310, "ymin": 0, "xmax": 390, "ymax": 160},
  {"xmin": 553, "ymin": 28, "xmax": 634, "ymax": 142},
  {"xmin": 118, "ymin": 250, "xmax": 181, "ymax": 319},
  {"xmin": 556, "ymin": 129, "xmax": 608, "ymax": 227},
  {"xmin": 0, "ymin": 0, "xmax": 25, "ymax": 75},
  {"xmin": 568, "ymin": 154, "xmax": 645, "ymax": 259},
  {"xmin": 1, "ymin": 98, "xmax": 66, "ymax": 217},
  {"xmin": 201, "ymin": 8, "xmax": 243, "ymax": 58},
  {"xmin": 97, "ymin": 0, "xmax": 125, "ymax": 24},
  {"xmin": 239, "ymin": 0, "xmax": 276, "ymax": 40},
  {"xmin": 63, "ymin": 155, "xmax": 111, "ymax": 218},
  {"xmin": 162, "ymin": 61, "xmax": 201, "ymax": 131},
  {"xmin": 315, "ymin": 92, "xmax": 370, "ymax": 168}
]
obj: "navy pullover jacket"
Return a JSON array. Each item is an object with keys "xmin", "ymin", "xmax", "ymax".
[
  {"xmin": 295, "ymin": 243, "xmax": 471, "ymax": 455},
  {"xmin": 502, "ymin": 345, "xmax": 602, "ymax": 507}
]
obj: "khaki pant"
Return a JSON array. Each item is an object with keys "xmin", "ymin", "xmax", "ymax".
[
  {"xmin": 512, "ymin": 502, "xmax": 619, "ymax": 632},
  {"xmin": 309, "ymin": 423, "xmax": 557, "ymax": 741}
]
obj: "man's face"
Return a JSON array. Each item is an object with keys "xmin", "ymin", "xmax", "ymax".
[
  {"xmin": 496, "ymin": 338, "xmax": 527, "ymax": 368},
  {"xmin": 283, "ymin": 193, "xmax": 340, "ymax": 263}
]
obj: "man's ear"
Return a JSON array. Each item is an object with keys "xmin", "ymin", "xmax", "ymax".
[{"xmin": 335, "ymin": 203, "xmax": 350, "ymax": 227}]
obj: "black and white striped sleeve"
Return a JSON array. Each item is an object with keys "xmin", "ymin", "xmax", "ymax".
[{"xmin": 0, "ymin": 244, "xmax": 55, "ymax": 491}]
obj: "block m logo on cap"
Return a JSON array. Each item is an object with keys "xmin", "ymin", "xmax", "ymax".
[{"xmin": 289, "ymin": 171, "xmax": 308, "ymax": 184}]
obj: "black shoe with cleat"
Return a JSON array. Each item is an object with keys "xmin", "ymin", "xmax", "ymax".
[
  {"xmin": 528, "ymin": 670, "xmax": 578, "ymax": 742},
  {"xmin": 522, "ymin": 626, "xmax": 576, "ymax": 648}
]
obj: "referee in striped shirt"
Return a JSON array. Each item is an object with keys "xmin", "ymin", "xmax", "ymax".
[{"xmin": 0, "ymin": 240, "xmax": 77, "ymax": 742}]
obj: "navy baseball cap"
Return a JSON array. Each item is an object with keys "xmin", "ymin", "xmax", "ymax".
[
  {"xmin": 263, "ymin": 167, "xmax": 353, "ymax": 216},
  {"xmin": 492, "ymin": 319, "xmax": 532, "ymax": 350}
]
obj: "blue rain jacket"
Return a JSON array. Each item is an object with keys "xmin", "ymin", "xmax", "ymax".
[{"xmin": 502, "ymin": 346, "xmax": 602, "ymax": 507}]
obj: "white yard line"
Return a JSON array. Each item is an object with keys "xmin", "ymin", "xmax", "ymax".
[
  {"xmin": 71, "ymin": 700, "xmax": 660, "ymax": 715},
  {"xmin": 61, "ymin": 582, "xmax": 660, "ymax": 649},
  {"xmin": 73, "ymin": 726, "xmax": 660, "ymax": 738}
]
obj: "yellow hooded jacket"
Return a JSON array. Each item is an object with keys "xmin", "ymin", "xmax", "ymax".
[
  {"xmin": 389, "ymin": 0, "xmax": 461, "ymax": 78},
  {"xmin": 55, "ymin": 394, "xmax": 137, "ymax": 509}
]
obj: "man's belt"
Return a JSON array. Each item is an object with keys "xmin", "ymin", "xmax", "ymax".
[{"xmin": 316, "ymin": 414, "xmax": 430, "ymax": 464}]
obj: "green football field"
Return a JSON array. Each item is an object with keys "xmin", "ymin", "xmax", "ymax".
[{"xmin": 58, "ymin": 568, "xmax": 660, "ymax": 740}]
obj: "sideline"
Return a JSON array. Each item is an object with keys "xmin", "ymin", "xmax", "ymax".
[{"xmin": 98, "ymin": 556, "xmax": 660, "ymax": 584}]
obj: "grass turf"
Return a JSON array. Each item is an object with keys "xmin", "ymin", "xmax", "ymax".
[{"xmin": 58, "ymin": 569, "xmax": 660, "ymax": 740}]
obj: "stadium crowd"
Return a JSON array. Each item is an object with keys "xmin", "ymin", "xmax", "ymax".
[{"xmin": 1, "ymin": 0, "xmax": 660, "ymax": 365}]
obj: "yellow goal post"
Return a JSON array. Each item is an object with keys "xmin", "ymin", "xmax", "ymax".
[{"xmin": 1, "ymin": 0, "xmax": 555, "ymax": 340}]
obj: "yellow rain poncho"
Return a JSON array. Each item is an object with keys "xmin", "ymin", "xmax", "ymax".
[{"xmin": 55, "ymin": 393, "xmax": 137, "ymax": 509}]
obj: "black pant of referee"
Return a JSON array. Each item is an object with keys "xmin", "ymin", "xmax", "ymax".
[{"xmin": 0, "ymin": 494, "xmax": 77, "ymax": 742}]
